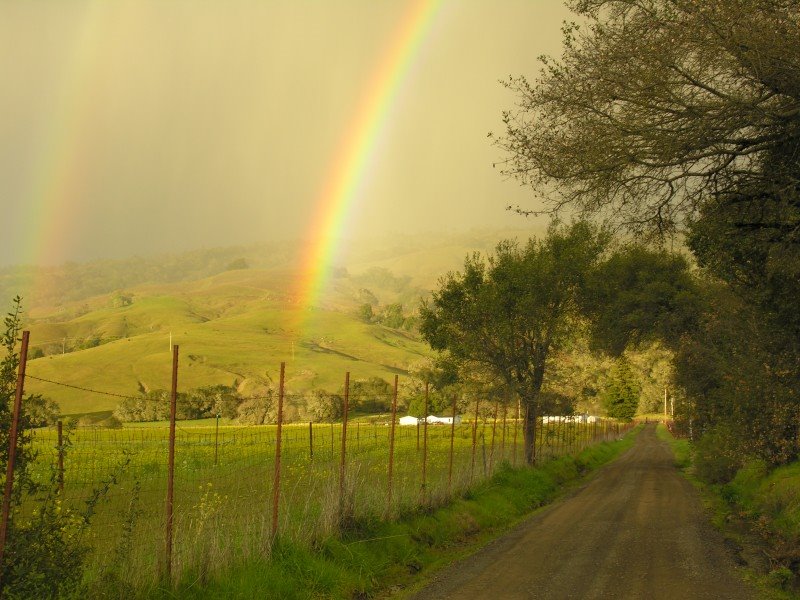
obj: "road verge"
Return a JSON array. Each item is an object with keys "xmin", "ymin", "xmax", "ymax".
[{"xmin": 153, "ymin": 429, "xmax": 639, "ymax": 599}]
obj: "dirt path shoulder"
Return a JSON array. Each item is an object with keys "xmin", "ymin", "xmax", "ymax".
[{"xmin": 409, "ymin": 424, "xmax": 754, "ymax": 600}]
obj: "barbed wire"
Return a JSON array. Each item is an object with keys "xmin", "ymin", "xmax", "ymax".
[{"xmin": 26, "ymin": 375, "xmax": 142, "ymax": 400}]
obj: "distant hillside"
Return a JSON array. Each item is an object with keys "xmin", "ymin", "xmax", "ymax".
[
  {"xmin": 11, "ymin": 227, "xmax": 547, "ymax": 416},
  {"xmin": 22, "ymin": 268, "xmax": 430, "ymax": 415},
  {"xmin": 2, "ymin": 227, "xmax": 544, "ymax": 313}
]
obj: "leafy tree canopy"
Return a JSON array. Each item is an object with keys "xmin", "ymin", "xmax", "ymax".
[{"xmin": 499, "ymin": 0, "xmax": 800, "ymax": 238}]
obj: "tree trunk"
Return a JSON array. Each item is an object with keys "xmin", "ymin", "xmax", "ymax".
[
  {"xmin": 524, "ymin": 402, "xmax": 537, "ymax": 465},
  {"xmin": 522, "ymin": 358, "xmax": 546, "ymax": 465}
]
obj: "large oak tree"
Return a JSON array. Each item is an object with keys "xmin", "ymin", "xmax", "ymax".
[{"xmin": 420, "ymin": 222, "xmax": 607, "ymax": 464}]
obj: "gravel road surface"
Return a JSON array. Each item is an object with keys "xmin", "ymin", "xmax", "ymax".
[{"xmin": 410, "ymin": 423, "xmax": 754, "ymax": 600}]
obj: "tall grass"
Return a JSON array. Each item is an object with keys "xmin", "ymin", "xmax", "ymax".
[
  {"xmin": 162, "ymin": 432, "xmax": 638, "ymax": 599},
  {"xmin": 22, "ymin": 418, "xmax": 628, "ymax": 595}
]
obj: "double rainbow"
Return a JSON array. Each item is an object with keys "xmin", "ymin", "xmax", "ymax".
[{"xmin": 294, "ymin": 0, "xmax": 443, "ymax": 311}]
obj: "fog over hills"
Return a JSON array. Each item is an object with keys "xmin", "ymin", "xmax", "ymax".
[{"xmin": 14, "ymin": 227, "xmax": 546, "ymax": 416}]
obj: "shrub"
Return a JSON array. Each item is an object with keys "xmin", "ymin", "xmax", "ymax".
[{"xmin": 693, "ymin": 425, "xmax": 742, "ymax": 484}]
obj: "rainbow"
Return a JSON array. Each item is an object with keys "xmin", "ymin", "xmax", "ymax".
[
  {"xmin": 21, "ymin": 0, "xmax": 104, "ymax": 302},
  {"xmin": 294, "ymin": 0, "xmax": 443, "ymax": 312}
]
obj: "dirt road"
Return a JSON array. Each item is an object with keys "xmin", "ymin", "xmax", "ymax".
[{"xmin": 410, "ymin": 424, "xmax": 754, "ymax": 600}]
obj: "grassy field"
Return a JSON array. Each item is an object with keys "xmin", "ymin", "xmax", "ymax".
[
  {"xmin": 23, "ymin": 269, "xmax": 432, "ymax": 414},
  {"xmin": 15, "ymin": 228, "xmax": 552, "ymax": 416},
  {"xmin": 24, "ymin": 416, "xmax": 628, "ymax": 594}
]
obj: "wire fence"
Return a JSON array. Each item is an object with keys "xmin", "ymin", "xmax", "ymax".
[{"xmin": 2, "ymin": 335, "xmax": 633, "ymax": 590}]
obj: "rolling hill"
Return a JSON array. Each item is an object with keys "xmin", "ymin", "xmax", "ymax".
[{"xmin": 13, "ymin": 227, "xmax": 546, "ymax": 416}]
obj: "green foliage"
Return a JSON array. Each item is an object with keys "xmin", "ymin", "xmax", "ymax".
[
  {"xmin": 498, "ymin": 0, "xmax": 800, "ymax": 475},
  {"xmin": 0, "ymin": 298, "xmax": 119, "ymax": 598},
  {"xmin": 164, "ymin": 434, "xmax": 635, "ymax": 599},
  {"xmin": 22, "ymin": 395, "xmax": 60, "ymax": 428},
  {"xmin": 352, "ymin": 267, "xmax": 411, "ymax": 293},
  {"xmin": 420, "ymin": 222, "xmax": 608, "ymax": 462},
  {"xmin": 586, "ymin": 248, "xmax": 701, "ymax": 356},
  {"xmin": 225, "ymin": 258, "xmax": 248, "ymax": 271},
  {"xmin": 346, "ymin": 377, "xmax": 393, "ymax": 413},
  {"xmin": 675, "ymin": 283, "xmax": 800, "ymax": 466},
  {"xmin": 421, "ymin": 222, "xmax": 607, "ymax": 407},
  {"xmin": 377, "ymin": 302, "xmax": 405, "ymax": 329},
  {"xmin": 305, "ymin": 389, "xmax": 343, "ymax": 422},
  {"xmin": 109, "ymin": 291, "xmax": 133, "ymax": 308},
  {"xmin": 114, "ymin": 390, "xmax": 171, "ymax": 422},
  {"xmin": 693, "ymin": 424, "xmax": 743, "ymax": 484},
  {"xmin": 236, "ymin": 386, "xmax": 276, "ymax": 425},
  {"xmin": 601, "ymin": 358, "xmax": 640, "ymax": 421},
  {"xmin": 356, "ymin": 303, "xmax": 373, "ymax": 323},
  {"xmin": 113, "ymin": 385, "xmax": 263, "ymax": 423}
]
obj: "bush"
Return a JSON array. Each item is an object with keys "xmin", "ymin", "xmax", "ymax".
[
  {"xmin": 693, "ymin": 425, "xmax": 742, "ymax": 484},
  {"xmin": 0, "ymin": 297, "xmax": 121, "ymax": 597}
]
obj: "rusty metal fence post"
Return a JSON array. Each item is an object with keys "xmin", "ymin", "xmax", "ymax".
[
  {"xmin": 57, "ymin": 420, "xmax": 65, "ymax": 493},
  {"xmin": 214, "ymin": 413, "xmax": 220, "ymax": 466},
  {"xmin": 164, "ymin": 344, "xmax": 179, "ymax": 580},
  {"xmin": 387, "ymin": 375, "xmax": 398, "ymax": 515},
  {"xmin": 470, "ymin": 397, "xmax": 479, "ymax": 484},
  {"xmin": 447, "ymin": 394, "xmax": 457, "ymax": 496},
  {"xmin": 309, "ymin": 421, "xmax": 313, "ymax": 460},
  {"xmin": 501, "ymin": 402, "xmax": 507, "ymax": 462},
  {"xmin": 420, "ymin": 381, "xmax": 429, "ymax": 504},
  {"xmin": 271, "ymin": 362, "xmax": 285, "ymax": 539},
  {"xmin": 0, "ymin": 330, "xmax": 29, "ymax": 583},
  {"xmin": 513, "ymin": 398, "xmax": 519, "ymax": 466},
  {"xmin": 338, "ymin": 372, "xmax": 350, "ymax": 521},
  {"xmin": 488, "ymin": 400, "xmax": 498, "ymax": 475}
]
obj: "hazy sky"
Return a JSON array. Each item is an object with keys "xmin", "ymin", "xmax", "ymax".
[{"xmin": 1, "ymin": 0, "xmax": 572, "ymax": 267}]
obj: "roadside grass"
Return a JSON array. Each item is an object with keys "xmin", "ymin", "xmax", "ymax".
[
  {"xmin": 657, "ymin": 424, "xmax": 800, "ymax": 599},
  {"xmin": 144, "ymin": 429, "xmax": 639, "ymax": 599},
  {"xmin": 655, "ymin": 423, "xmax": 691, "ymax": 470}
]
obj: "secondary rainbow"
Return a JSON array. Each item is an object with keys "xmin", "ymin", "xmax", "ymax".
[{"xmin": 295, "ymin": 0, "xmax": 443, "ymax": 310}]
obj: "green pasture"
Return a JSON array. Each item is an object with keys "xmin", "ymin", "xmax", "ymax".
[
  {"xmin": 23, "ymin": 269, "xmax": 431, "ymax": 414},
  {"xmin": 24, "ymin": 417, "xmax": 624, "ymax": 592}
]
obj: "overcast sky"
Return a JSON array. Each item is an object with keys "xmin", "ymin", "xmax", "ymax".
[{"xmin": 1, "ymin": 0, "xmax": 572, "ymax": 267}]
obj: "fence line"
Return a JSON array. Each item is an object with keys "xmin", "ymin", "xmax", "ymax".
[{"xmin": 7, "ymin": 330, "xmax": 634, "ymax": 591}]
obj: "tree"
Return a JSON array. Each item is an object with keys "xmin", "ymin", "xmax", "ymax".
[
  {"xmin": 357, "ymin": 303, "xmax": 374, "ymax": 323},
  {"xmin": 496, "ymin": 0, "xmax": 800, "ymax": 472},
  {"xmin": 346, "ymin": 377, "xmax": 393, "ymax": 413},
  {"xmin": 585, "ymin": 247, "xmax": 702, "ymax": 355},
  {"xmin": 0, "ymin": 298, "xmax": 114, "ymax": 596},
  {"xmin": 23, "ymin": 395, "xmax": 60, "ymax": 427},
  {"xmin": 602, "ymin": 358, "xmax": 640, "ymax": 421},
  {"xmin": 236, "ymin": 394, "xmax": 276, "ymax": 425},
  {"xmin": 420, "ymin": 222, "xmax": 607, "ymax": 463},
  {"xmin": 305, "ymin": 389, "xmax": 343, "ymax": 422},
  {"xmin": 498, "ymin": 0, "xmax": 800, "ymax": 239}
]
